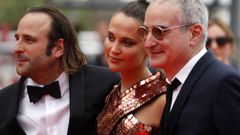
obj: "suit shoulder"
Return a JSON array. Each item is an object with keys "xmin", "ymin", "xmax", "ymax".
[
  {"xmin": 211, "ymin": 61, "xmax": 240, "ymax": 77},
  {"xmin": 0, "ymin": 83, "xmax": 17, "ymax": 96},
  {"xmin": 81, "ymin": 64, "xmax": 118, "ymax": 76},
  {"xmin": 83, "ymin": 64, "xmax": 110, "ymax": 71},
  {"xmin": 72, "ymin": 64, "xmax": 120, "ymax": 84}
]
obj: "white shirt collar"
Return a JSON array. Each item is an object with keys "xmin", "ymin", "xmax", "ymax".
[
  {"xmin": 170, "ymin": 47, "xmax": 207, "ymax": 110},
  {"xmin": 172, "ymin": 47, "xmax": 207, "ymax": 84},
  {"xmin": 26, "ymin": 72, "xmax": 69, "ymax": 96}
]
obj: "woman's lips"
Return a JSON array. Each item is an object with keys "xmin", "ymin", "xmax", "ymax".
[{"xmin": 108, "ymin": 56, "xmax": 123, "ymax": 63}]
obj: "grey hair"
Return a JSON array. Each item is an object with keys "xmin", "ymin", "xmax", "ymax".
[
  {"xmin": 157, "ymin": 0, "xmax": 209, "ymax": 44},
  {"xmin": 175, "ymin": 0, "xmax": 209, "ymax": 44}
]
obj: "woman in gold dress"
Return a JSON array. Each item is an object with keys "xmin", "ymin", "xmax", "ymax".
[{"xmin": 97, "ymin": 0, "xmax": 167, "ymax": 134}]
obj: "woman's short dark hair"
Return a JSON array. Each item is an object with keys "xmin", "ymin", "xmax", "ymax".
[{"xmin": 118, "ymin": 0, "xmax": 150, "ymax": 23}]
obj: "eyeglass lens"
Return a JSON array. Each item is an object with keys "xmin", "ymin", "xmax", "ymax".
[
  {"xmin": 137, "ymin": 26, "xmax": 167, "ymax": 40},
  {"xmin": 206, "ymin": 37, "xmax": 230, "ymax": 48},
  {"xmin": 137, "ymin": 26, "xmax": 148, "ymax": 40},
  {"xmin": 137, "ymin": 24, "xmax": 192, "ymax": 41},
  {"xmin": 152, "ymin": 27, "xmax": 165, "ymax": 40}
]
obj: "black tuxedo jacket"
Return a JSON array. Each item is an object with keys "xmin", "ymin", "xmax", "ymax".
[
  {"xmin": 159, "ymin": 51, "xmax": 240, "ymax": 135},
  {"xmin": 0, "ymin": 65, "xmax": 119, "ymax": 135}
]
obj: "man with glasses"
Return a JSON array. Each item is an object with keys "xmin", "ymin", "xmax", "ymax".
[{"xmin": 138, "ymin": 0, "xmax": 240, "ymax": 135}]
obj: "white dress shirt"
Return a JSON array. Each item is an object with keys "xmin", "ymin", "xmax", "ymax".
[
  {"xmin": 170, "ymin": 47, "xmax": 207, "ymax": 110},
  {"xmin": 17, "ymin": 72, "xmax": 70, "ymax": 135}
]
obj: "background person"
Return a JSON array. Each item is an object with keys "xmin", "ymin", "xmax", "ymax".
[{"xmin": 207, "ymin": 18, "xmax": 238, "ymax": 68}]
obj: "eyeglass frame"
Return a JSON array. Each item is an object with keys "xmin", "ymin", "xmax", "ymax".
[
  {"xmin": 206, "ymin": 37, "xmax": 232, "ymax": 48},
  {"xmin": 137, "ymin": 23, "xmax": 194, "ymax": 41}
]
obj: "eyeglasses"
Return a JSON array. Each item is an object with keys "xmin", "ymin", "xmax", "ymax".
[
  {"xmin": 206, "ymin": 37, "xmax": 231, "ymax": 48},
  {"xmin": 137, "ymin": 24, "xmax": 193, "ymax": 40}
]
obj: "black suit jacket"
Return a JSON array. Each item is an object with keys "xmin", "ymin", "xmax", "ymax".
[
  {"xmin": 159, "ymin": 51, "xmax": 240, "ymax": 135},
  {"xmin": 0, "ymin": 65, "xmax": 119, "ymax": 135}
]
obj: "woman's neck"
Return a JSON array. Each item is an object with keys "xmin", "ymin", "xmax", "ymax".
[{"xmin": 120, "ymin": 66, "xmax": 152, "ymax": 92}]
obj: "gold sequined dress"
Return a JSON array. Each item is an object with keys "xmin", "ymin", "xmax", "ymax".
[{"xmin": 97, "ymin": 72, "xmax": 167, "ymax": 135}]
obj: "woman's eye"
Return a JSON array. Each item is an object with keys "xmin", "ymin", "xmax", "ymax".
[
  {"xmin": 121, "ymin": 39, "xmax": 135, "ymax": 47},
  {"xmin": 106, "ymin": 35, "xmax": 115, "ymax": 42}
]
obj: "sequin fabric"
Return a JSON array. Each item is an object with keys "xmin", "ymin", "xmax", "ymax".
[
  {"xmin": 112, "ymin": 114, "xmax": 152, "ymax": 135},
  {"xmin": 97, "ymin": 72, "xmax": 167, "ymax": 135}
]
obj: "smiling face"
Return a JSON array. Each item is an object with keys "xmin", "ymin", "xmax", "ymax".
[
  {"xmin": 14, "ymin": 12, "xmax": 62, "ymax": 82},
  {"xmin": 144, "ymin": 1, "xmax": 193, "ymax": 77},
  {"xmin": 104, "ymin": 12, "xmax": 147, "ymax": 73}
]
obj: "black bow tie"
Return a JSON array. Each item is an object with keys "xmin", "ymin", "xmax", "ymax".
[{"xmin": 27, "ymin": 81, "xmax": 61, "ymax": 104}]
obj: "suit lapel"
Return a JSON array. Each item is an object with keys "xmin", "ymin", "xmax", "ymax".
[
  {"xmin": 67, "ymin": 67, "xmax": 86, "ymax": 135},
  {"xmin": 8, "ymin": 81, "xmax": 22, "ymax": 118},
  {"xmin": 165, "ymin": 51, "xmax": 216, "ymax": 134},
  {"xmin": 4, "ymin": 77, "xmax": 26, "ymax": 135}
]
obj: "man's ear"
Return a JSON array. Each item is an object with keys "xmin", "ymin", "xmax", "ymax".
[
  {"xmin": 189, "ymin": 24, "xmax": 203, "ymax": 46},
  {"xmin": 54, "ymin": 38, "xmax": 64, "ymax": 58}
]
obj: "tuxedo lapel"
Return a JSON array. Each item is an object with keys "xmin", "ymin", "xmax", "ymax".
[
  {"xmin": 2, "ymin": 77, "xmax": 26, "ymax": 135},
  {"xmin": 8, "ymin": 78, "xmax": 25, "ymax": 118},
  {"xmin": 67, "ymin": 68, "xmax": 86, "ymax": 135},
  {"xmin": 165, "ymin": 51, "xmax": 216, "ymax": 135}
]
